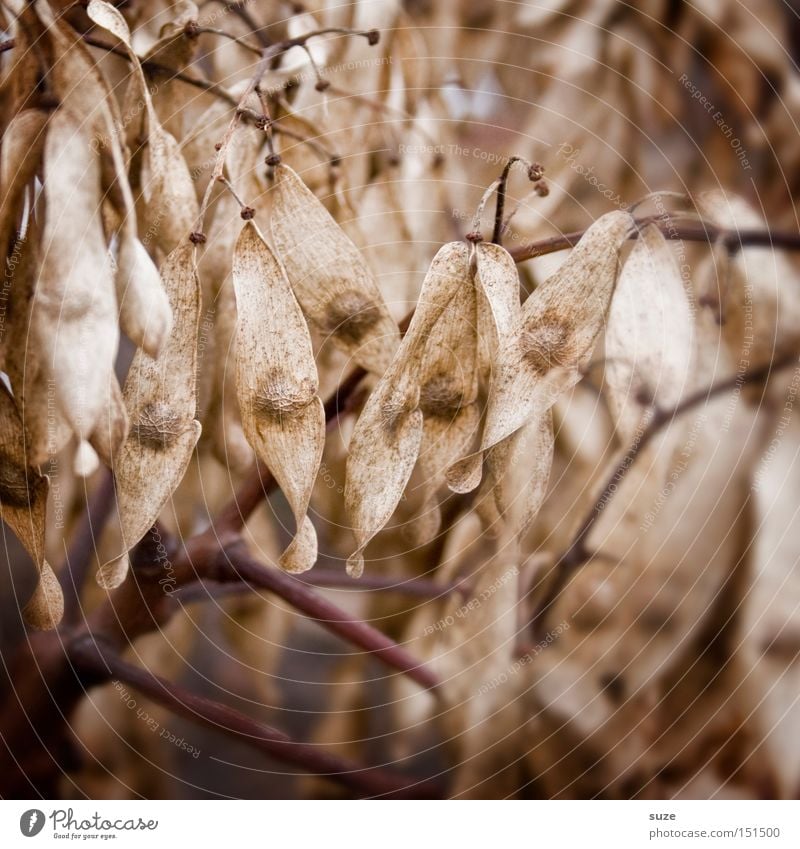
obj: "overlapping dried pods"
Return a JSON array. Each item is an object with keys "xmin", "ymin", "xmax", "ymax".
[
  {"xmin": 98, "ymin": 243, "xmax": 202, "ymax": 588},
  {"xmin": 269, "ymin": 162, "xmax": 400, "ymax": 375},
  {"xmin": 86, "ymin": 0, "xmax": 199, "ymax": 255},
  {"xmin": 231, "ymin": 222, "xmax": 325, "ymax": 574},
  {"xmin": 344, "ymin": 241, "xmax": 469, "ymax": 576},
  {"xmin": 447, "ymin": 209, "xmax": 635, "ymax": 494}
]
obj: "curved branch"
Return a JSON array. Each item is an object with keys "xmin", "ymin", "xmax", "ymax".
[{"xmin": 69, "ymin": 637, "xmax": 443, "ymax": 799}]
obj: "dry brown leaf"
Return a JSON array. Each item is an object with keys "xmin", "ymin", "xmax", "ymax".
[
  {"xmin": 232, "ymin": 222, "xmax": 325, "ymax": 574},
  {"xmin": 345, "ymin": 241, "xmax": 469, "ymax": 576},
  {"xmin": 270, "ymin": 162, "xmax": 400, "ymax": 375},
  {"xmin": 99, "ymin": 243, "xmax": 202, "ymax": 588},
  {"xmin": 447, "ymin": 210, "xmax": 634, "ymax": 493},
  {"xmin": 0, "ymin": 383, "xmax": 63, "ymax": 629}
]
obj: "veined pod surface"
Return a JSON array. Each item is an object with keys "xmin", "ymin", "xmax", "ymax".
[
  {"xmin": 99, "ymin": 243, "xmax": 202, "ymax": 588},
  {"xmin": 410, "ymin": 276, "xmax": 480, "ymax": 546},
  {"xmin": 345, "ymin": 241, "xmax": 469, "ymax": 576},
  {"xmin": 447, "ymin": 210, "xmax": 634, "ymax": 493},
  {"xmin": 605, "ymin": 224, "xmax": 694, "ymax": 443},
  {"xmin": 270, "ymin": 162, "xmax": 400, "ymax": 375},
  {"xmin": 485, "ymin": 407, "xmax": 554, "ymax": 541},
  {"xmin": 0, "ymin": 384, "xmax": 63, "ymax": 629},
  {"xmin": 232, "ymin": 221, "xmax": 325, "ymax": 574},
  {"xmin": 474, "ymin": 241, "xmax": 524, "ymax": 380}
]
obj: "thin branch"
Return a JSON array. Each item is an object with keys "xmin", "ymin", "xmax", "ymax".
[
  {"xmin": 178, "ymin": 572, "xmax": 468, "ymax": 604},
  {"xmin": 189, "ymin": 25, "xmax": 262, "ymax": 56},
  {"xmin": 213, "ymin": 541, "xmax": 442, "ymax": 692},
  {"xmin": 69, "ymin": 637, "xmax": 442, "ymax": 799},
  {"xmin": 530, "ymin": 349, "xmax": 800, "ymax": 638},
  {"xmin": 509, "ymin": 214, "xmax": 800, "ymax": 262}
]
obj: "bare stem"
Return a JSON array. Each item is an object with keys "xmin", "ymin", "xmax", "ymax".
[
  {"xmin": 213, "ymin": 541, "xmax": 442, "ymax": 692},
  {"xmin": 509, "ymin": 214, "xmax": 800, "ymax": 262},
  {"xmin": 69, "ymin": 637, "xmax": 442, "ymax": 798}
]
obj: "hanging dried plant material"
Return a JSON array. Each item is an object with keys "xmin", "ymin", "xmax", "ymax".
[
  {"xmin": 409, "ymin": 279, "xmax": 480, "ymax": 545},
  {"xmin": 114, "ymin": 231, "xmax": 173, "ymax": 358},
  {"xmin": 0, "ymin": 383, "xmax": 63, "ymax": 629},
  {"xmin": 345, "ymin": 242, "xmax": 469, "ymax": 575},
  {"xmin": 35, "ymin": 108, "xmax": 119, "ymax": 469},
  {"xmin": 486, "ymin": 407, "xmax": 554, "ymax": 540},
  {"xmin": 102, "ymin": 243, "xmax": 202, "ymax": 589},
  {"xmin": 447, "ymin": 210, "xmax": 633, "ymax": 493},
  {"xmin": 89, "ymin": 373, "xmax": 129, "ymax": 469},
  {"xmin": 605, "ymin": 224, "xmax": 694, "ymax": 443},
  {"xmin": 86, "ymin": 0, "xmax": 198, "ymax": 254},
  {"xmin": 269, "ymin": 163, "xmax": 400, "ymax": 375},
  {"xmin": 474, "ymin": 241, "xmax": 523, "ymax": 380},
  {"xmin": 231, "ymin": 222, "xmax": 324, "ymax": 574}
]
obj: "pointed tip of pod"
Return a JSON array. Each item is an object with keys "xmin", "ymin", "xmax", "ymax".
[
  {"xmin": 22, "ymin": 561, "xmax": 64, "ymax": 630},
  {"xmin": 346, "ymin": 553, "xmax": 364, "ymax": 579},
  {"xmin": 278, "ymin": 516, "xmax": 318, "ymax": 574},
  {"xmin": 445, "ymin": 453, "xmax": 483, "ymax": 494},
  {"xmin": 74, "ymin": 440, "xmax": 100, "ymax": 478},
  {"xmin": 96, "ymin": 552, "xmax": 130, "ymax": 590}
]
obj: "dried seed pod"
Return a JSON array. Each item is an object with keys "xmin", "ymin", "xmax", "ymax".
[
  {"xmin": 0, "ymin": 109, "xmax": 48, "ymax": 276},
  {"xmin": 86, "ymin": 0, "xmax": 198, "ymax": 254},
  {"xmin": 447, "ymin": 210, "xmax": 633, "ymax": 493},
  {"xmin": 89, "ymin": 373, "xmax": 129, "ymax": 469},
  {"xmin": 232, "ymin": 222, "xmax": 325, "ymax": 574},
  {"xmin": 345, "ymin": 242, "xmax": 469, "ymax": 576},
  {"xmin": 270, "ymin": 163, "xmax": 400, "ymax": 375},
  {"xmin": 474, "ymin": 241, "xmax": 523, "ymax": 379},
  {"xmin": 100, "ymin": 243, "xmax": 202, "ymax": 588},
  {"xmin": 486, "ymin": 407, "xmax": 554, "ymax": 540},
  {"xmin": 35, "ymin": 108, "xmax": 119, "ymax": 471},
  {"xmin": 409, "ymin": 279, "xmax": 480, "ymax": 545},
  {"xmin": 114, "ymin": 232, "xmax": 173, "ymax": 358},
  {"xmin": 0, "ymin": 384, "xmax": 63, "ymax": 629},
  {"xmin": 605, "ymin": 224, "xmax": 694, "ymax": 442}
]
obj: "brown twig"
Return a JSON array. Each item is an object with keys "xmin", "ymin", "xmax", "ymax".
[
  {"xmin": 69, "ymin": 637, "xmax": 443, "ymax": 798},
  {"xmin": 213, "ymin": 541, "xmax": 441, "ymax": 692},
  {"xmin": 178, "ymin": 572, "xmax": 468, "ymax": 604},
  {"xmin": 509, "ymin": 215, "xmax": 800, "ymax": 262},
  {"xmin": 530, "ymin": 349, "xmax": 800, "ymax": 638}
]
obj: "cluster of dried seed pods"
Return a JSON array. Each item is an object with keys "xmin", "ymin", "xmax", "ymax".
[{"xmin": 344, "ymin": 209, "xmax": 636, "ymax": 572}]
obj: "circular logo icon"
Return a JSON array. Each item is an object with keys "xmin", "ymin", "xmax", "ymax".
[{"xmin": 19, "ymin": 810, "xmax": 45, "ymax": 837}]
